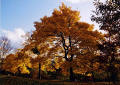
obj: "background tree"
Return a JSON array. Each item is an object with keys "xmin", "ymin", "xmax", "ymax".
[
  {"xmin": 2, "ymin": 49, "xmax": 32, "ymax": 75},
  {"xmin": 25, "ymin": 3, "xmax": 103, "ymax": 81},
  {"xmin": 0, "ymin": 36, "xmax": 13, "ymax": 68},
  {"xmin": 91, "ymin": 0, "xmax": 120, "ymax": 83}
]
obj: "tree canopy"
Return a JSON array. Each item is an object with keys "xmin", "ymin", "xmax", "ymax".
[{"xmin": 23, "ymin": 3, "xmax": 103, "ymax": 81}]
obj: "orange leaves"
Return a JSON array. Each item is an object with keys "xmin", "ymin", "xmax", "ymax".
[
  {"xmin": 59, "ymin": 3, "xmax": 80, "ymax": 22},
  {"xmin": 93, "ymin": 62, "xmax": 100, "ymax": 70},
  {"xmin": 77, "ymin": 22, "xmax": 90, "ymax": 30},
  {"xmin": 14, "ymin": 3, "xmax": 104, "ymax": 75},
  {"xmin": 32, "ymin": 3, "xmax": 81, "ymax": 43}
]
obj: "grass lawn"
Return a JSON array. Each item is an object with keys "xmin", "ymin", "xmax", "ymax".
[{"xmin": 0, "ymin": 75, "xmax": 119, "ymax": 85}]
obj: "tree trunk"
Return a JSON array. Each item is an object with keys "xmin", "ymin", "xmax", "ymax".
[
  {"xmin": 70, "ymin": 67, "xmax": 75, "ymax": 81},
  {"xmin": 106, "ymin": 70, "xmax": 111, "ymax": 85},
  {"xmin": 38, "ymin": 62, "xmax": 41, "ymax": 79},
  {"xmin": 91, "ymin": 71, "xmax": 95, "ymax": 82}
]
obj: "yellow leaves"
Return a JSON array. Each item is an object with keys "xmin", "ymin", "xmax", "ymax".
[
  {"xmin": 88, "ymin": 24, "xmax": 94, "ymax": 31},
  {"xmin": 39, "ymin": 57, "xmax": 64, "ymax": 72},
  {"xmin": 114, "ymin": 64, "xmax": 120, "ymax": 68},
  {"xmin": 20, "ymin": 66, "xmax": 30, "ymax": 74},
  {"xmin": 2, "ymin": 51, "xmax": 32, "ymax": 74},
  {"xmin": 41, "ymin": 65, "xmax": 46, "ymax": 71},
  {"xmin": 87, "ymin": 73, "xmax": 92, "ymax": 77},
  {"xmin": 54, "ymin": 57, "xmax": 63, "ymax": 69}
]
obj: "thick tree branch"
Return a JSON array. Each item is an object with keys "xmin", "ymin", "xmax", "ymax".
[{"xmin": 60, "ymin": 32, "xmax": 69, "ymax": 61}]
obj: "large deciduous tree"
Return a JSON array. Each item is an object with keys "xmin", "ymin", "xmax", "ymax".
[
  {"xmin": 91, "ymin": 0, "xmax": 120, "ymax": 83},
  {"xmin": 25, "ymin": 3, "xmax": 103, "ymax": 81}
]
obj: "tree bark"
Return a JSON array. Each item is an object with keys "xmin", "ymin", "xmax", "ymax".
[
  {"xmin": 38, "ymin": 62, "xmax": 41, "ymax": 79},
  {"xmin": 60, "ymin": 33, "xmax": 75, "ymax": 81},
  {"xmin": 70, "ymin": 67, "xmax": 75, "ymax": 81}
]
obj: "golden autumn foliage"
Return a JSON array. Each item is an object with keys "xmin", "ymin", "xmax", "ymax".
[
  {"xmin": 23, "ymin": 3, "xmax": 104, "ymax": 76},
  {"xmin": 1, "ymin": 3, "xmax": 104, "ymax": 80},
  {"xmin": 2, "ymin": 50, "xmax": 32, "ymax": 74}
]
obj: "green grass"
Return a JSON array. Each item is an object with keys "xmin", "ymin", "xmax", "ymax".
[{"xmin": 0, "ymin": 75, "xmax": 119, "ymax": 85}]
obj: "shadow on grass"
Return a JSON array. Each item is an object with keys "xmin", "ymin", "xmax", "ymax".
[{"xmin": 0, "ymin": 75, "xmax": 119, "ymax": 85}]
